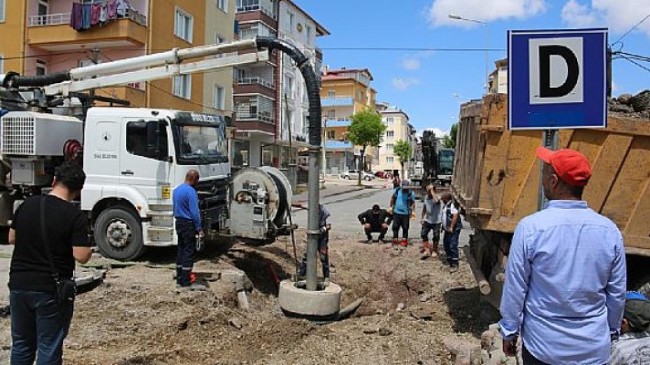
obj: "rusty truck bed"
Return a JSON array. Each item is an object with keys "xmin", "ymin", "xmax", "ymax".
[{"xmin": 453, "ymin": 94, "xmax": 650, "ymax": 256}]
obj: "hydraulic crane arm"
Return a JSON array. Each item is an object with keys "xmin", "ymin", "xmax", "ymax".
[{"xmin": 2, "ymin": 39, "xmax": 268, "ymax": 96}]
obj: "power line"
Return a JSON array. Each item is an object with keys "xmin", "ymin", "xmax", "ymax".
[
  {"xmin": 619, "ymin": 54, "xmax": 650, "ymax": 74},
  {"xmin": 0, "ymin": 50, "xmax": 87, "ymax": 61},
  {"xmin": 321, "ymin": 47, "xmax": 504, "ymax": 52},
  {"xmin": 612, "ymin": 11, "xmax": 650, "ymax": 46}
]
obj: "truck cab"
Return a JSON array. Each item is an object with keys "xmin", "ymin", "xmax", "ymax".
[{"xmin": 82, "ymin": 107, "xmax": 230, "ymax": 260}]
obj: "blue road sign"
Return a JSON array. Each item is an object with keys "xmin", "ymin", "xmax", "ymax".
[{"xmin": 508, "ymin": 28, "xmax": 607, "ymax": 130}]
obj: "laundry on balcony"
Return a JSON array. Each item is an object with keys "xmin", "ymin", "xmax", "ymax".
[{"xmin": 70, "ymin": 0, "xmax": 140, "ymax": 32}]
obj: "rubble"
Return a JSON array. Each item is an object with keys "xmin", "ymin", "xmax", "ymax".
[{"xmin": 609, "ymin": 91, "xmax": 650, "ymax": 118}]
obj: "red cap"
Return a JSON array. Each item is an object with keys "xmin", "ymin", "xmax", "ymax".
[{"xmin": 536, "ymin": 147, "xmax": 592, "ymax": 186}]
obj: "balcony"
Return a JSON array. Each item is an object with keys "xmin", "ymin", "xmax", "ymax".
[
  {"xmin": 234, "ymin": 77, "xmax": 275, "ymax": 99},
  {"xmin": 27, "ymin": 10, "xmax": 147, "ymax": 51},
  {"xmin": 236, "ymin": 3, "xmax": 277, "ymax": 21},
  {"xmin": 323, "ymin": 118, "xmax": 351, "ymax": 127},
  {"xmin": 321, "ymin": 96, "xmax": 354, "ymax": 107}
]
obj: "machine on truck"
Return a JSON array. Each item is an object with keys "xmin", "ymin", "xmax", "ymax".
[
  {"xmin": 411, "ymin": 130, "xmax": 455, "ymax": 198},
  {"xmin": 0, "ymin": 38, "xmax": 296, "ymax": 261},
  {"xmin": 452, "ymin": 94, "xmax": 650, "ymax": 310}
]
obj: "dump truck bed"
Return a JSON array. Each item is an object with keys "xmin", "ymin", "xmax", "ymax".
[{"xmin": 453, "ymin": 94, "xmax": 650, "ymax": 257}]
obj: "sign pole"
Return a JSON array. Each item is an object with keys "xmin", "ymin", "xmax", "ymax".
[{"xmin": 538, "ymin": 129, "xmax": 558, "ymax": 210}]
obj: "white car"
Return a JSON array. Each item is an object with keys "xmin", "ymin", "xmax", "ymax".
[{"xmin": 340, "ymin": 170, "xmax": 375, "ymax": 181}]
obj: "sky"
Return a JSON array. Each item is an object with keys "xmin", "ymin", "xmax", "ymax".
[{"xmin": 294, "ymin": 0, "xmax": 650, "ymax": 137}]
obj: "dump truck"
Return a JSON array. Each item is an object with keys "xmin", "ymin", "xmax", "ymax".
[{"xmin": 453, "ymin": 94, "xmax": 650, "ymax": 310}]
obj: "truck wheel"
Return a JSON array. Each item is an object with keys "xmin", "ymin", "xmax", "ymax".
[
  {"xmin": 94, "ymin": 207, "xmax": 145, "ymax": 261},
  {"xmin": 364, "ymin": 176, "xmax": 371, "ymax": 181},
  {"xmin": 345, "ymin": 175, "xmax": 350, "ymax": 180}
]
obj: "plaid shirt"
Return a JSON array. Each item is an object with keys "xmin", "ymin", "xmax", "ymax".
[{"xmin": 609, "ymin": 331, "xmax": 650, "ymax": 365}]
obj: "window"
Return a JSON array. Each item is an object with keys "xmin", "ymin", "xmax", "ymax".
[
  {"xmin": 327, "ymin": 90, "xmax": 335, "ymax": 97},
  {"xmin": 306, "ymin": 25, "xmax": 312, "ymax": 42},
  {"xmin": 214, "ymin": 85, "xmax": 225, "ymax": 110},
  {"xmin": 385, "ymin": 117, "xmax": 394, "ymax": 125},
  {"xmin": 356, "ymin": 90, "xmax": 363, "ymax": 101},
  {"xmin": 0, "ymin": 0, "xmax": 5, "ymax": 22},
  {"xmin": 0, "ymin": 55, "xmax": 3, "ymax": 74},
  {"xmin": 386, "ymin": 156, "xmax": 394, "ymax": 164},
  {"xmin": 126, "ymin": 120, "xmax": 169, "ymax": 160},
  {"xmin": 286, "ymin": 11, "xmax": 294, "ymax": 32},
  {"xmin": 217, "ymin": 0, "xmax": 228, "ymax": 12},
  {"xmin": 386, "ymin": 130, "xmax": 394, "ymax": 138},
  {"xmin": 327, "ymin": 110, "xmax": 335, "ymax": 119},
  {"xmin": 302, "ymin": 115, "xmax": 309, "ymax": 135},
  {"xmin": 386, "ymin": 143, "xmax": 394, "ymax": 151},
  {"xmin": 174, "ymin": 8, "xmax": 193, "ymax": 43},
  {"xmin": 326, "ymin": 130, "xmax": 335, "ymax": 139},
  {"xmin": 283, "ymin": 74, "xmax": 293, "ymax": 97},
  {"xmin": 36, "ymin": 60, "xmax": 46, "ymax": 76},
  {"xmin": 173, "ymin": 74, "xmax": 191, "ymax": 99}
]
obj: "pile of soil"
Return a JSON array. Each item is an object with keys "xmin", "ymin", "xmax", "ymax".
[{"xmin": 1, "ymin": 230, "xmax": 491, "ymax": 365}]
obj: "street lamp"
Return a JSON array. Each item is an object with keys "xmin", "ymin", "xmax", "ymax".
[{"xmin": 448, "ymin": 14, "xmax": 489, "ymax": 95}]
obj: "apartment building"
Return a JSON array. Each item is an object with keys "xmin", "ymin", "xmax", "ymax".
[
  {"xmin": 375, "ymin": 102, "xmax": 416, "ymax": 179},
  {"xmin": 232, "ymin": 0, "xmax": 327, "ymax": 169},
  {"xmin": 0, "ymin": 1, "xmax": 238, "ymax": 113},
  {"xmin": 320, "ymin": 68, "xmax": 377, "ymax": 175},
  {"xmin": 203, "ymin": 0, "xmax": 237, "ymax": 119}
]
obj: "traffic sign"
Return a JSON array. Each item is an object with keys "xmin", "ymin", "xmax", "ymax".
[{"xmin": 508, "ymin": 28, "xmax": 607, "ymax": 130}]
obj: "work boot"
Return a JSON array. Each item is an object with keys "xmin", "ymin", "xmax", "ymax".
[
  {"xmin": 430, "ymin": 242, "xmax": 439, "ymax": 258},
  {"xmin": 421, "ymin": 241, "xmax": 432, "ymax": 259},
  {"xmin": 449, "ymin": 265, "xmax": 459, "ymax": 273},
  {"xmin": 419, "ymin": 241, "xmax": 427, "ymax": 254}
]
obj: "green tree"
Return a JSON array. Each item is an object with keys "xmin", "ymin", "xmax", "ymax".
[
  {"xmin": 394, "ymin": 139, "xmax": 413, "ymax": 180},
  {"xmin": 442, "ymin": 123, "xmax": 458, "ymax": 149},
  {"xmin": 347, "ymin": 108, "xmax": 386, "ymax": 185}
]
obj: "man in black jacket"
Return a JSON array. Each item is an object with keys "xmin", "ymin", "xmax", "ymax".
[{"xmin": 358, "ymin": 204, "xmax": 392, "ymax": 243}]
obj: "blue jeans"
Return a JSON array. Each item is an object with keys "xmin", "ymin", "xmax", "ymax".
[
  {"xmin": 10, "ymin": 290, "xmax": 74, "ymax": 365},
  {"xmin": 443, "ymin": 229, "xmax": 460, "ymax": 266},
  {"xmin": 176, "ymin": 219, "xmax": 197, "ymax": 286},
  {"xmin": 420, "ymin": 222, "xmax": 441, "ymax": 242},
  {"xmin": 392, "ymin": 214, "xmax": 410, "ymax": 239}
]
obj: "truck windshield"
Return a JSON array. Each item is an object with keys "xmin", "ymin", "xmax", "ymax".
[{"xmin": 173, "ymin": 112, "xmax": 228, "ymax": 165}]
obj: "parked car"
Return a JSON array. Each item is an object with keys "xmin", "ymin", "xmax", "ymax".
[
  {"xmin": 374, "ymin": 171, "xmax": 392, "ymax": 179},
  {"xmin": 340, "ymin": 170, "xmax": 375, "ymax": 181}
]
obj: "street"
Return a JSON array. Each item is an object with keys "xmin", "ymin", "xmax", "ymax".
[{"xmin": 293, "ymin": 183, "xmax": 471, "ymax": 247}]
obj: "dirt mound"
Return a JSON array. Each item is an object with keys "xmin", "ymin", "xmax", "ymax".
[{"xmin": 0, "ymin": 231, "xmax": 488, "ymax": 365}]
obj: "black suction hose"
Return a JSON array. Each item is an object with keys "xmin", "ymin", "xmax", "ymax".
[
  {"xmin": 2, "ymin": 71, "xmax": 71, "ymax": 89},
  {"xmin": 255, "ymin": 36, "xmax": 321, "ymax": 146}
]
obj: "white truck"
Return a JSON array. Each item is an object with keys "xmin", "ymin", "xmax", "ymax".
[{"xmin": 0, "ymin": 39, "xmax": 295, "ymax": 261}]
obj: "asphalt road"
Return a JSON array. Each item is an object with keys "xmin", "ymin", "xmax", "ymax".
[{"xmin": 291, "ymin": 188, "xmax": 471, "ymax": 246}]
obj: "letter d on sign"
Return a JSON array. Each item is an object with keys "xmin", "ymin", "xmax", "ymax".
[{"xmin": 529, "ymin": 37, "xmax": 583, "ymax": 105}]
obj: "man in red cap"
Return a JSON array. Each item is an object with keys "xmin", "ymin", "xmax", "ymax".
[{"xmin": 499, "ymin": 147, "xmax": 627, "ymax": 365}]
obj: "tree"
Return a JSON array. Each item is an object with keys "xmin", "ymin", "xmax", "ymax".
[
  {"xmin": 394, "ymin": 139, "xmax": 413, "ymax": 180},
  {"xmin": 347, "ymin": 108, "xmax": 386, "ymax": 185},
  {"xmin": 442, "ymin": 123, "xmax": 458, "ymax": 149}
]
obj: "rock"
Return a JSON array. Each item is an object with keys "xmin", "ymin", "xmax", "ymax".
[
  {"xmin": 618, "ymin": 93, "xmax": 633, "ymax": 105},
  {"xmin": 397, "ymin": 303, "xmax": 405, "ymax": 311},
  {"xmin": 631, "ymin": 90, "xmax": 650, "ymax": 112},
  {"xmin": 177, "ymin": 320, "xmax": 189, "ymax": 331},
  {"xmin": 228, "ymin": 318, "xmax": 243, "ymax": 330},
  {"xmin": 363, "ymin": 328, "xmax": 378, "ymax": 334},
  {"xmin": 419, "ymin": 292, "xmax": 432, "ymax": 302},
  {"xmin": 609, "ymin": 103, "xmax": 634, "ymax": 113},
  {"xmin": 378, "ymin": 327, "xmax": 392, "ymax": 336}
]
